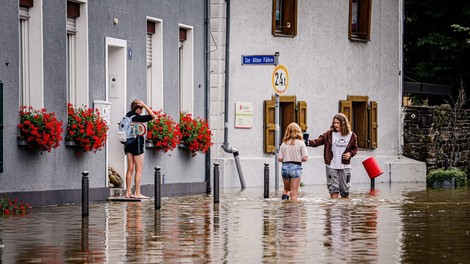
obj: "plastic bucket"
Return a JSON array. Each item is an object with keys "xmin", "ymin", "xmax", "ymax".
[{"xmin": 362, "ymin": 156, "xmax": 383, "ymax": 179}]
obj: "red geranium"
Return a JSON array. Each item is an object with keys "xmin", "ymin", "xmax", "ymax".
[
  {"xmin": 0, "ymin": 194, "xmax": 31, "ymax": 215},
  {"xmin": 18, "ymin": 106, "xmax": 63, "ymax": 153},
  {"xmin": 147, "ymin": 110, "xmax": 181, "ymax": 153},
  {"xmin": 179, "ymin": 112, "xmax": 213, "ymax": 157},
  {"xmin": 67, "ymin": 104, "xmax": 108, "ymax": 153}
]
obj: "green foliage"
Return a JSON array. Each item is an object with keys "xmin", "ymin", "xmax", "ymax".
[
  {"xmin": 426, "ymin": 168, "xmax": 468, "ymax": 187},
  {"xmin": 404, "ymin": 0, "xmax": 470, "ymax": 96}
]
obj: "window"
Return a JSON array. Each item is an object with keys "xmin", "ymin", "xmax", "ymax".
[
  {"xmin": 178, "ymin": 26, "xmax": 194, "ymax": 114},
  {"xmin": 146, "ymin": 18, "xmax": 163, "ymax": 110},
  {"xmin": 19, "ymin": 0, "xmax": 43, "ymax": 108},
  {"xmin": 349, "ymin": 0, "xmax": 372, "ymax": 41},
  {"xmin": 264, "ymin": 96, "xmax": 307, "ymax": 153},
  {"xmin": 272, "ymin": 0, "xmax": 297, "ymax": 37},
  {"xmin": 66, "ymin": 1, "xmax": 88, "ymax": 107},
  {"xmin": 339, "ymin": 95, "xmax": 377, "ymax": 149}
]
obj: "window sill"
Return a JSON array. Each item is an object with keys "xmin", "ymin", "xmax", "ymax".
[
  {"xmin": 272, "ymin": 33, "xmax": 296, "ymax": 38},
  {"xmin": 348, "ymin": 37, "xmax": 369, "ymax": 43}
]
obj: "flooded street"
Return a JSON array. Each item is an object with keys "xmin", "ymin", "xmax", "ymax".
[{"xmin": 1, "ymin": 183, "xmax": 470, "ymax": 263}]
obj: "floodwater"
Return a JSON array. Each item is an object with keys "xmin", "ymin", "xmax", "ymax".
[{"xmin": 1, "ymin": 183, "xmax": 470, "ymax": 263}]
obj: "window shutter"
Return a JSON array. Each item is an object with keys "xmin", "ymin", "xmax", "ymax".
[
  {"xmin": 264, "ymin": 100, "xmax": 276, "ymax": 153},
  {"xmin": 297, "ymin": 101, "xmax": 307, "ymax": 132},
  {"xmin": 146, "ymin": 33, "xmax": 152, "ymax": 67},
  {"xmin": 66, "ymin": 17, "xmax": 76, "ymax": 34},
  {"xmin": 358, "ymin": 0, "xmax": 372, "ymax": 40},
  {"xmin": 369, "ymin": 101, "xmax": 378, "ymax": 149},
  {"xmin": 282, "ymin": 0, "xmax": 297, "ymax": 36},
  {"xmin": 339, "ymin": 100, "xmax": 353, "ymax": 125}
]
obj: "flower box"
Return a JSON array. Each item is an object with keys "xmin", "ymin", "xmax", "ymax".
[
  {"xmin": 65, "ymin": 139, "xmax": 78, "ymax": 147},
  {"xmin": 145, "ymin": 140, "xmax": 156, "ymax": 148},
  {"xmin": 179, "ymin": 112, "xmax": 213, "ymax": 157},
  {"xmin": 17, "ymin": 136, "xmax": 28, "ymax": 146}
]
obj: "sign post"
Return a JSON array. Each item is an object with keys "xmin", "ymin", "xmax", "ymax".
[{"xmin": 271, "ymin": 64, "xmax": 289, "ymax": 191}]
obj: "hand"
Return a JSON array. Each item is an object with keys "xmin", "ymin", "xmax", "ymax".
[
  {"xmin": 342, "ymin": 152, "xmax": 351, "ymax": 160},
  {"xmin": 136, "ymin": 100, "xmax": 146, "ymax": 107}
]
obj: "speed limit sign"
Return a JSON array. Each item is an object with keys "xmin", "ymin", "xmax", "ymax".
[{"xmin": 272, "ymin": 64, "xmax": 289, "ymax": 95}]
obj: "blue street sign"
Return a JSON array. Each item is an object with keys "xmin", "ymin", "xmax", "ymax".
[{"xmin": 241, "ymin": 55, "xmax": 277, "ymax": 65}]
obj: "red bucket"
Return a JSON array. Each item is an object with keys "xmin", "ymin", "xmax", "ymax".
[{"xmin": 362, "ymin": 156, "xmax": 383, "ymax": 179}]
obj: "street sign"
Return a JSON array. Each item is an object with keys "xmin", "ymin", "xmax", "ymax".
[
  {"xmin": 272, "ymin": 64, "xmax": 289, "ymax": 95},
  {"xmin": 241, "ymin": 55, "xmax": 277, "ymax": 65}
]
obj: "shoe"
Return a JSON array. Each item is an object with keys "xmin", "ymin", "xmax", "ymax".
[{"xmin": 282, "ymin": 194, "xmax": 290, "ymax": 200}]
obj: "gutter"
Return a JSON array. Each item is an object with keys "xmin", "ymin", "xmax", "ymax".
[
  {"xmin": 222, "ymin": 0, "xmax": 246, "ymax": 188},
  {"xmin": 204, "ymin": 0, "xmax": 211, "ymax": 193}
]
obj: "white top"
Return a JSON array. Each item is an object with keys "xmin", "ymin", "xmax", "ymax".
[
  {"xmin": 279, "ymin": 139, "xmax": 308, "ymax": 163},
  {"xmin": 328, "ymin": 131, "xmax": 352, "ymax": 169}
]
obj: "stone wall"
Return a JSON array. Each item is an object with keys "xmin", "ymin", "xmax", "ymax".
[{"xmin": 403, "ymin": 106, "xmax": 470, "ymax": 173}]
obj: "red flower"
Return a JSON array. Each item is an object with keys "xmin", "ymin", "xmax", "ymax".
[
  {"xmin": 0, "ymin": 194, "xmax": 31, "ymax": 215},
  {"xmin": 18, "ymin": 106, "xmax": 63, "ymax": 153},
  {"xmin": 147, "ymin": 110, "xmax": 181, "ymax": 153},
  {"xmin": 67, "ymin": 104, "xmax": 108, "ymax": 153},
  {"xmin": 179, "ymin": 112, "xmax": 213, "ymax": 157}
]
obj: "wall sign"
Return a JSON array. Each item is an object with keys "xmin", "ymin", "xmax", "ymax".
[{"xmin": 235, "ymin": 102, "xmax": 253, "ymax": 128}]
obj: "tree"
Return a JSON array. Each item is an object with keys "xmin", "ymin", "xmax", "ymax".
[{"xmin": 404, "ymin": 0, "xmax": 470, "ymax": 103}]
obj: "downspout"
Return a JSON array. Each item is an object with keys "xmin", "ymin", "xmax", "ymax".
[
  {"xmin": 223, "ymin": 0, "xmax": 246, "ymax": 188},
  {"xmin": 204, "ymin": 0, "xmax": 211, "ymax": 193}
]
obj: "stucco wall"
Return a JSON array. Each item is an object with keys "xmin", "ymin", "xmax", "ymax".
[
  {"xmin": 0, "ymin": 0, "xmax": 207, "ymax": 202},
  {"xmin": 210, "ymin": 0, "xmax": 416, "ymax": 187}
]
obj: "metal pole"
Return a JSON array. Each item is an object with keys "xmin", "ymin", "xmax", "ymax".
[
  {"xmin": 370, "ymin": 178, "xmax": 375, "ymax": 189},
  {"xmin": 81, "ymin": 171, "xmax": 89, "ymax": 217},
  {"xmin": 274, "ymin": 94, "xmax": 280, "ymax": 190},
  {"xmin": 155, "ymin": 167, "xmax": 161, "ymax": 210},
  {"xmin": 264, "ymin": 163, "xmax": 269, "ymax": 198},
  {"xmin": 214, "ymin": 163, "xmax": 220, "ymax": 203}
]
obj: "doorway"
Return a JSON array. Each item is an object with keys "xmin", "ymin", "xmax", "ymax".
[{"xmin": 105, "ymin": 37, "xmax": 127, "ymax": 186}]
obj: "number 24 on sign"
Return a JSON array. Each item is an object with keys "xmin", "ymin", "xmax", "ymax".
[{"xmin": 272, "ymin": 65, "xmax": 289, "ymax": 95}]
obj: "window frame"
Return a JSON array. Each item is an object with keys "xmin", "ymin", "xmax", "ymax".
[
  {"xmin": 178, "ymin": 25, "xmax": 194, "ymax": 114},
  {"xmin": 272, "ymin": 0, "xmax": 298, "ymax": 37},
  {"xmin": 348, "ymin": 0, "xmax": 372, "ymax": 41},
  {"xmin": 146, "ymin": 18, "xmax": 163, "ymax": 111}
]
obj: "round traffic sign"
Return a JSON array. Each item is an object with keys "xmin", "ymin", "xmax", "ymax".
[{"xmin": 272, "ymin": 64, "xmax": 289, "ymax": 95}]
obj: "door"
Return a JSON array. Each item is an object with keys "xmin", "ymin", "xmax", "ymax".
[{"xmin": 105, "ymin": 37, "xmax": 127, "ymax": 187}]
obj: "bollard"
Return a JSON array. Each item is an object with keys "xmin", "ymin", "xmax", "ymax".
[
  {"xmin": 214, "ymin": 163, "xmax": 220, "ymax": 203},
  {"xmin": 370, "ymin": 177, "xmax": 375, "ymax": 189},
  {"xmin": 264, "ymin": 163, "xmax": 269, "ymax": 198},
  {"xmin": 155, "ymin": 167, "xmax": 161, "ymax": 210},
  {"xmin": 82, "ymin": 171, "xmax": 89, "ymax": 217}
]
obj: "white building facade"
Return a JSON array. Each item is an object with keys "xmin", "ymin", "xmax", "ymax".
[{"xmin": 210, "ymin": 0, "xmax": 426, "ymax": 188}]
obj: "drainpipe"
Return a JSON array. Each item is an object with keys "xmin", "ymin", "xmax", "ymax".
[
  {"xmin": 222, "ymin": 0, "xmax": 246, "ymax": 188},
  {"xmin": 204, "ymin": 0, "xmax": 211, "ymax": 193}
]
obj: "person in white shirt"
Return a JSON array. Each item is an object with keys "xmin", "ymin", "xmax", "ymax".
[
  {"xmin": 278, "ymin": 123, "xmax": 309, "ymax": 200},
  {"xmin": 306, "ymin": 113, "xmax": 358, "ymax": 198}
]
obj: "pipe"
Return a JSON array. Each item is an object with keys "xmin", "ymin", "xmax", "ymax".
[
  {"xmin": 223, "ymin": 0, "xmax": 246, "ymax": 188},
  {"xmin": 204, "ymin": 0, "xmax": 211, "ymax": 194}
]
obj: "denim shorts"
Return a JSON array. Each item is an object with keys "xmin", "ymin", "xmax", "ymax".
[{"xmin": 281, "ymin": 163, "xmax": 302, "ymax": 179}]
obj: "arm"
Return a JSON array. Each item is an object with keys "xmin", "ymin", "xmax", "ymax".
[
  {"xmin": 137, "ymin": 100, "xmax": 156, "ymax": 119},
  {"xmin": 307, "ymin": 133, "xmax": 326, "ymax": 148}
]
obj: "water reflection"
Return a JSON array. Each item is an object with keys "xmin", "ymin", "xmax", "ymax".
[{"xmin": 1, "ymin": 184, "xmax": 470, "ymax": 263}]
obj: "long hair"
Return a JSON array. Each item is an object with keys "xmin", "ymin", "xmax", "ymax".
[
  {"xmin": 282, "ymin": 122, "xmax": 303, "ymax": 145},
  {"xmin": 330, "ymin": 113, "xmax": 351, "ymax": 136}
]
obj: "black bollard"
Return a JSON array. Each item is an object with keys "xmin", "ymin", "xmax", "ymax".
[
  {"xmin": 264, "ymin": 163, "xmax": 269, "ymax": 198},
  {"xmin": 82, "ymin": 171, "xmax": 89, "ymax": 217},
  {"xmin": 214, "ymin": 163, "xmax": 220, "ymax": 203},
  {"xmin": 370, "ymin": 178, "xmax": 375, "ymax": 189},
  {"xmin": 155, "ymin": 167, "xmax": 161, "ymax": 210}
]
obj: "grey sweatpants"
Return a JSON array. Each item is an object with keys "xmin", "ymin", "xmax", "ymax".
[{"xmin": 325, "ymin": 167, "xmax": 351, "ymax": 197}]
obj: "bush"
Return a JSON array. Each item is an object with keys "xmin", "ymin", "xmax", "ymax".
[{"xmin": 426, "ymin": 168, "xmax": 468, "ymax": 187}]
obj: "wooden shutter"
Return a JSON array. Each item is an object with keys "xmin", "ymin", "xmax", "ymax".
[
  {"xmin": 264, "ymin": 100, "xmax": 276, "ymax": 153},
  {"xmin": 339, "ymin": 100, "xmax": 353, "ymax": 125},
  {"xmin": 20, "ymin": 0, "xmax": 33, "ymax": 8},
  {"xmin": 282, "ymin": 0, "xmax": 297, "ymax": 36},
  {"xmin": 369, "ymin": 101, "xmax": 378, "ymax": 149},
  {"xmin": 297, "ymin": 101, "xmax": 307, "ymax": 132},
  {"xmin": 67, "ymin": 1, "xmax": 80, "ymax": 18},
  {"xmin": 358, "ymin": 0, "xmax": 372, "ymax": 40}
]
